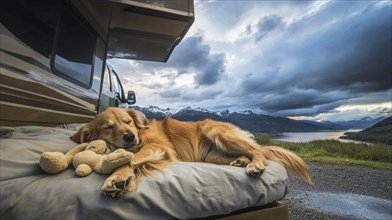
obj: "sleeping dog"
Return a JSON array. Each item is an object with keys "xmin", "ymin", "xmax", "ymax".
[{"xmin": 70, "ymin": 107, "xmax": 312, "ymax": 197}]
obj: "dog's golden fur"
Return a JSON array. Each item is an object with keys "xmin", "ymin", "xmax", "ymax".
[{"xmin": 70, "ymin": 107, "xmax": 312, "ymax": 197}]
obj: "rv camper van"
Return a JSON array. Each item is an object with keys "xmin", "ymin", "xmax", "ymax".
[
  {"xmin": 0, "ymin": 1, "xmax": 292, "ymax": 219},
  {"xmin": 0, "ymin": 0, "xmax": 194, "ymax": 126}
]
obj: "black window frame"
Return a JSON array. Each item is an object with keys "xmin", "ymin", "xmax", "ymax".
[{"xmin": 50, "ymin": 3, "xmax": 97, "ymax": 89}]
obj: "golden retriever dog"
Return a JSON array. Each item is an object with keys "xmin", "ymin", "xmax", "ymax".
[{"xmin": 70, "ymin": 107, "xmax": 312, "ymax": 197}]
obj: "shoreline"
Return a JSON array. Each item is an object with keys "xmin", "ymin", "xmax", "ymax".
[{"xmin": 269, "ymin": 130, "xmax": 374, "ymax": 145}]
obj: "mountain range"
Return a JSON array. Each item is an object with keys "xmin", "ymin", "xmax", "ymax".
[{"xmin": 130, "ymin": 105, "xmax": 387, "ymax": 133}]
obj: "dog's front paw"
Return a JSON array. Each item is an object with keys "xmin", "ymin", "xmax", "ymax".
[
  {"xmin": 246, "ymin": 163, "xmax": 265, "ymax": 177},
  {"xmin": 101, "ymin": 174, "xmax": 134, "ymax": 197}
]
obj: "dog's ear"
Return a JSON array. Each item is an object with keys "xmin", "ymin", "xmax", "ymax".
[
  {"xmin": 70, "ymin": 124, "xmax": 98, "ymax": 143},
  {"xmin": 127, "ymin": 109, "xmax": 149, "ymax": 130}
]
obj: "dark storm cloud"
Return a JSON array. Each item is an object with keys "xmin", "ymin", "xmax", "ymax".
[
  {"xmin": 238, "ymin": 2, "xmax": 391, "ymax": 116},
  {"xmin": 138, "ymin": 82, "xmax": 165, "ymax": 89},
  {"xmin": 257, "ymin": 90, "xmax": 347, "ymax": 113},
  {"xmin": 159, "ymin": 89, "xmax": 182, "ymax": 99},
  {"xmin": 240, "ymin": 70, "xmax": 284, "ymax": 94},
  {"xmin": 182, "ymin": 90, "xmax": 221, "ymax": 101},
  {"xmin": 271, "ymin": 102, "xmax": 345, "ymax": 117},
  {"xmin": 167, "ymin": 36, "xmax": 209, "ymax": 70},
  {"xmin": 167, "ymin": 36, "xmax": 226, "ymax": 86},
  {"xmin": 159, "ymin": 87, "xmax": 221, "ymax": 101},
  {"xmin": 253, "ymin": 15, "xmax": 285, "ymax": 41},
  {"xmin": 194, "ymin": 53, "xmax": 225, "ymax": 85},
  {"xmin": 297, "ymin": 5, "xmax": 392, "ymax": 93}
]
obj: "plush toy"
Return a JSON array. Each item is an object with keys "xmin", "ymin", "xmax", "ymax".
[{"xmin": 39, "ymin": 140, "xmax": 134, "ymax": 177}]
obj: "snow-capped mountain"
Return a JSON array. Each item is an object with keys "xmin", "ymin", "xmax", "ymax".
[
  {"xmin": 130, "ymin": 105, "xmax": 174, "ymax": 120},
  {"xmin": 129, "ymin": 105, "xmax": 388, "ymax": 132},
  {"xmin": 144, "ymin": 105, "xmax": 177, "ymax": 115}
]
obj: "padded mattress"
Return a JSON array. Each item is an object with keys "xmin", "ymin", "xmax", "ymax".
[{"xmin": 0, "ymin": 126, "xmax": 288, "ymax": 219}]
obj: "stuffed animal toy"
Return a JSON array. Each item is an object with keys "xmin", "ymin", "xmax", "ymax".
[{"xmin": 39, "ymin": 140, "xmax": 134, "ymax": 177}]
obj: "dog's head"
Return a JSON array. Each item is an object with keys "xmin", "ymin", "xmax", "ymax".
[{"xmin": 71, "ymin": 108, "xmax": 149, "ymax": 150}]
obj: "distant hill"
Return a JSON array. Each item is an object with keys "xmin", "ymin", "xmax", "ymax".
[
  {"xmin": 223, "ymin": 112, "xmax": 328, "ymax": 132},
  {"xmin": 334, "ymin": 117, "xmax": 386, "ymax": 129},
  {"xmin": 129, "ymin": 106, "xmax": 337, "ymax": 133},
  {"xmin": 299, "ymin": 117, "xmax": 386, "ymax": 130},
  {"xmin": 301, "ymin": 120, "xmax": 348, "ymax": 130},
  {"xmin": 340, "ymin": 116, "xmax": 392, "ymax": 145}
]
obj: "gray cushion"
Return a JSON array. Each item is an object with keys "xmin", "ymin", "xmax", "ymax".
[{"xmin": 0, "ymin": 126, "xmax": 288, "ymax": 220}]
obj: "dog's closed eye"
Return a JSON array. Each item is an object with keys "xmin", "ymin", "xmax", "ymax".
[{"xmin": 104, "ymin": 124, "xmax": 115, "ymax": 130}]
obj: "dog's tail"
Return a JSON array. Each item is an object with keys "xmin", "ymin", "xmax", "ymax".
[{"xmin": 258, "ymin": 146, "xmax": 313, "ymax": 184}]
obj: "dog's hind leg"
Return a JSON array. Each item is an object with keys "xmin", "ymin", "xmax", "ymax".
[
  {"xmin": 200, "ymin": 120, "xmax": 313, "ymax": 183},
  {"xmin": 200, "ymin": 121, "xmax": 267, "ymax": 176},
  {"xmin": 229, "ymin": 156, "xmax": 251, "ymax": 167},
  {"xmin": 204, "ymin": 153, "xmax": 251, "ymax": 168}
]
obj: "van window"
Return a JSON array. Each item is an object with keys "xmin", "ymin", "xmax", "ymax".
[
  {"xmin": 52, "ymin": 7, "xmax": 96, "ymax": 88},
  {"xmin": 102, "ymin": 66, "xmax": 112, "ymax": 94},
  {"xmin": 110, "ymin": 70, "xmax": 124, "ymax": 101}
]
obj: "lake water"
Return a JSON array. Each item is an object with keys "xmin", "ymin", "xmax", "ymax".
[{"xmin": 272, "ymin": 129, "xmax": 369, "ymax": 144}]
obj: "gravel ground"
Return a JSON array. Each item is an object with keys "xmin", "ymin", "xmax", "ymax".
[{"xmin": 282, "ymin": 162, "xmax": 392, "ymax": 220}]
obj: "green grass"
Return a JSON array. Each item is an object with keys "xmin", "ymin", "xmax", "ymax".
[{"xmin": 254, "ymin": 134, "xmax": 392, "ymax": 169}]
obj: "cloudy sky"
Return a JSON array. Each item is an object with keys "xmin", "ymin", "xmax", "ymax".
[{"xmin": 109, "ymin": 0, "xmax": 391, "ymax": 122}]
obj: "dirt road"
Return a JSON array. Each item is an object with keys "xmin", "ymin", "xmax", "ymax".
[{"xmin": 283, "ymin": 162, "xmax": 392, "ymax": 219}]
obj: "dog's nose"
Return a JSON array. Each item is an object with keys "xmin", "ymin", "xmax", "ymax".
[{"xmin": 123, "ymin": 133, "xmax": 135, "ymax": 143}]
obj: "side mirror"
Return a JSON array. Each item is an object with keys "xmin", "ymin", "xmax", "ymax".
[{"xmin": 127, "ymin": 91, "xmax": 136, "ymax": 105}]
